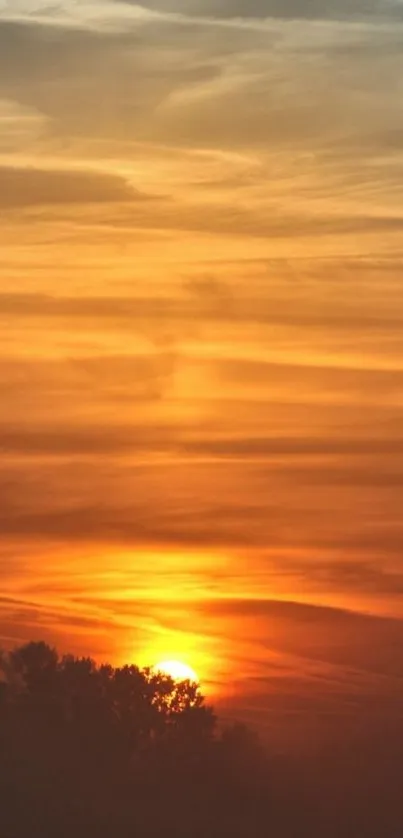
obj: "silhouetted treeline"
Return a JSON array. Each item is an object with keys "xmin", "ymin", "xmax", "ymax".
[
  {"xmin": 1, "ymin": 641, "xmax": 403, "ymax": 838},
  {"xmin": 0, "ymin": 642, "xmax": 268, "ymax": 838}
]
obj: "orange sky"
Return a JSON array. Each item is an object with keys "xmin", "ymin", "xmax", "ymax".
[{"xmin": 1, "ymin": 0, "xmax": 403, "ymax": 742}]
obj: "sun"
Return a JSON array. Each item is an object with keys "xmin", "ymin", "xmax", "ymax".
[{"xmin": 154, "ymin": 660, "xmax": 199, "ymax": 683}]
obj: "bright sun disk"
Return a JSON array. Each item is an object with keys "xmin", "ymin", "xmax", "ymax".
[{"xmin": 154, "ymin": 660, "xmax": 199, "ymax": 683}]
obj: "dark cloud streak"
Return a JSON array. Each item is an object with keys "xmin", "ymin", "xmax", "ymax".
[
  {"xmin": 125, "ymin": 0, "xmax": 403, "ymax": 23},
  {"xmin": 0, "ymin": 166, "xmax": 144, "ymax": 208},
  {"xmin": 2, "ymin": 422, "xmax": 403, "ymax": 458}
]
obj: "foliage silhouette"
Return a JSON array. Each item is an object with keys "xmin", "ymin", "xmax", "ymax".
[
  {"xmin": 0, "ymin": 641, "xmax": 269, "ymax": 838},
  {"xmin": 2, "ymin": 640, "xmax": 402, "ymax": 837}
]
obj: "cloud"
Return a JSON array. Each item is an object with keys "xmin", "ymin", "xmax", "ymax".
[
  {"xmin": 6, "ymin": 201, "xmax": 403, "ymax": 240},
  {"xmin": 2, "ymin": 420, "xmax": 403, "ymax": 561},
  {"xmin": 0, "ymin": 282, "xmax": 402, "ymax": 336},
  {"xmin": 0, "ymin": 354, "xmax": 177, "ymax": 408},
  {"xmin": 216, "ymin": 355, "xmax": 403, "ymax": 395},
  {"xmin": 0, "ymin": 98, "xmax": 48, "ymax": 152},
  {"xmin": 0, "ymin": 165, "xmax": 142, "ymax": 207},
  {"xmin": 128, "ymin": 0, "xmax": 403, "ymax": 23},
  {"xmin": 0, "ymin": 594, "xmax": 126, "ymax": 658},
  {"xmin": 1, "ymin": 10, "xmax": 403, "ymax": 251},
  {"xmin": 4, "ymin": 0, "xmax": 399, "ymax": 34},
  {"xmin": 1, "ymin": 14, "xmax": 402, "ymax": 160},
  {"xmin": 0, "ymin": 422, "xmax": 173, "ymax": 456},
  {"xmin": 0, "ymin": 497, "xmax": 274, "ymax": 549},
  {"xmin": 254, "ymin": 557, "xmax": 403, "ymax": 597},
  {"xmin": 0, "ymin": 19, "xmax": 224, "ymax": 144},
  {"xmin": 182, "ymin": 436, "xmax": 403, "ymax": 458},
  {"xmin": 298, "ymin": 560, "xmax": 403, "ymax": 596},
  {"xmin": 2, "ymin": 421, "xmax": 403, "ymax": 459}
]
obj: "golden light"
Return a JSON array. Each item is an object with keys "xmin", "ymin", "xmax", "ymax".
[{"xmin": 154, "ymin": 660, "xmax": 199, "ymax": 683}]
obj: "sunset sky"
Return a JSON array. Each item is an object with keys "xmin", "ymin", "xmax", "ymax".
[{"xmin": 1, "ymin": 0, "xmax": 403, "ymax": 745}]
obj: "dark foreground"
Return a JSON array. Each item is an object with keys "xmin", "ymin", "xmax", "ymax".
[{"xmin": 0, "ymin": 642, "xmax": 402, "ymax": 837}]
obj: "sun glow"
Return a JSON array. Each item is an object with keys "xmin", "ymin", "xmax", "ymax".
[{"xmin": 154, "ymin": 660, "xmax": 199, "ymax": 683}]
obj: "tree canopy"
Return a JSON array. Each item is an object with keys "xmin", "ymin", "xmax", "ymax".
[{"xmin": 0, "ymin": 641, "xmax": 268, "ymax": 838}]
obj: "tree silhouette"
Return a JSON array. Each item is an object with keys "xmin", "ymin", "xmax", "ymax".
[
  {"xmin": 2, "ymin": 639, "xmax": 401, "ymax": 837},
  {"xmin": 0, "ymin": 641, "xmax": 271, "ymax": 838}
]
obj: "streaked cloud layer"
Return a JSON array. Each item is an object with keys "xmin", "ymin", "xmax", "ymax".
[{"xmin": 1, "ymin": 0, "xmax": 403, "ymax": 738}]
